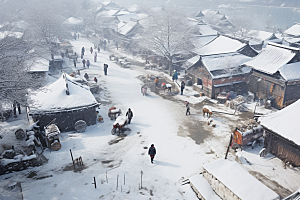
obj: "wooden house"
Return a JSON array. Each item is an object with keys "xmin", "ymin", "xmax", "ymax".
[
  {"xmin": 259, "ymin": 99, "xmax": 300, "ymax": 167},
  {"xmin": 283, "ymin": 23, "xmax": 300, "ymax": 48},
  {"xmin": 243, "ymin": 42, "xmax": 300, "ymax": 109},
  {"xmin": 186, "ymin": 35, "xmax": 257, "ymax": 98},
  {"xmin": 28, "ymin": 74, "xmax": 99, "ymax": 132}
]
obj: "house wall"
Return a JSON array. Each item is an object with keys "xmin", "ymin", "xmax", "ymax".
[
  {"xmin": 203, "ymin": 169, "xmax": 241, "ymax": 200},
  {"xmin": 264, "ymin": 129, "xmax": 300, "ymax": 167},
  {"xmin": 30, "ymin": 106, "xmax": 97, "ymax": 132},
  {"xmin": 249, "ymin": 71, "xmax": 286, "ymax": 109},
  {"xmin": 284, "ymin": 83, "xmax": 300, "ymax": 107}
]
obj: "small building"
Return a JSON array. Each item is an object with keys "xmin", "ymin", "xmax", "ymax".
[
  {"xmin": 118, "ymin": 19, "xmax": 142, "ymax": 38},
  {"xmin": 28, "ymin": 74, "xmax": 99, "ymax": 132},
  {"xmin": 284, "ymin": 23, "xmax": 300, "ymax": 38},
  {"xmin": 201, "ymin": 159, "xmax": 280, "ymax": 200},
  {"xmin": 195, "ymin": 11, "xmax": 204, "ymax": 18},
  {"xmin": 63, "ymin": 17, "xmax": 84, "ymax": 32},
  {"xmin": 259, "ymin": 99, "xmax": 300, "ymax": 167},
  {"xmin": 247, "ymin": 30, "xmax": 282, "ymax": 51},
  {"xmin": 28, "ymin": 58, "xmax": 49, "ymax": 77},
  {"xmin": 243, "ymin": 42, "xmax": 300, "ymax": 109}
]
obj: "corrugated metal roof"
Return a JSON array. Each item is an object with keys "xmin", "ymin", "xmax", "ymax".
[{"xmin": 243, "ymin": 43, "xmax": 298, "ymax": 75}]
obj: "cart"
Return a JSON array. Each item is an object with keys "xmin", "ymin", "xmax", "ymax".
[
  {"xmin": 108, "ymin": 107, "xmax": 121, "ymax": 120},
  {"xmin": 111, "ymin": 116, "xmax": 128, "ymax": 135}
]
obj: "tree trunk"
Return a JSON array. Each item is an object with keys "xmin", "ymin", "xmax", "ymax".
[{"xmin": 168, "ymin": 59, "xmax": 172, "ymax": 76}]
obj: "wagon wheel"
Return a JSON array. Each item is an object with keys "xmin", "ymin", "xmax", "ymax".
[
  {"xmin": 260, "ymin": 148, "xmax": 268, "ymax": 157},
  {"xmin": 111, "ymin": 128, "xmax": 117, "ymax": 135},
  {"xmin": 51, "ymin": 141, "xmax": 61, "ymax": 151},
  {"xmin": 75, "ymin": 120, "xmax": 87, "ymax": 133}
]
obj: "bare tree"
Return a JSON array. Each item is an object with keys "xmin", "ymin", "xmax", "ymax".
[
  {"xmin": 140, "ymin": 8, "xmax": 194, "ymax": 75},
  {"xmin": 231, "ymin": 16, "xmax": 253, "ymax": 39}
]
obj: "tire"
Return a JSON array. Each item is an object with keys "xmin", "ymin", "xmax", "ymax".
[
  {"xmin": 75, "ymin": 120, "xmax": 87, "ymax": 133},
  {"xmin": 259, "ymin": 148, "xmax": 268, "ymax": 157}
]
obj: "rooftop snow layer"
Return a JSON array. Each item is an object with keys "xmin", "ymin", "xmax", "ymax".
[
  {"xmin": 117, "ymin": 13, "xmax": 139, "ymax": 23},
  {"xmin": 195, "ymin": 35, "xmax": 246, "ymax": 56},
  {"xmin": 203, "ymin": 159, "xmax": 280, "ymax": 200},
  {"xmin": 29, "ymin": 58, "xmax": 49, "ymax": 72},
  {"xmin": 202, "ymin": 53, "xmax": 252, "ymax": 72},
  {"xmin": 279, "ymin": 62, "xmax": 300, "ymax": 81},
  {"xmin": 198, "ymin": 24, "xmax": 218, "ymax": 36},
  {"xmin": 29, "ymin": 74, "xmax": 97, "ymax": 112},
  {"xmin": 189, "ymin": 174, "xmax": 221, "ymax": 200},
  {"xmin": 285, "ymin": 23, "xmax": 300, "ymax": 37},
  {"xmin": 119, "ymin": 20, "xmax": 138, "ymax": 36},
  {"xmin": 243, "ymin": 43, "xmax": 298, "ymax": 75},
  {"xmin": 259, "ymin": 99, "xmax": 300, "ymax": 145},
  {"xmin": 63, "ymin": 17, "xmax": 84, "ymax": 25},
  {"xmin": 193, "ymin": 35, "xmax": 217, "ymax": 50}
]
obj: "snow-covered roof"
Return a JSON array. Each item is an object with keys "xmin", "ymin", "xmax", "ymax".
[
  {"xmin": 118, "ymin": 20, "xmax": 138, "ymax": 36},
  {"xmin": 283, "ymin": 37, "xmax": 300, "ymax": 44},
  {"xmin": 195, "ymin": 35, "xmax": 246, "ymax": 56},
  {"xmin": 248, "ymin": 30, "xmax": 275, "ymax": 42},
  {"xmin": 243, "ymin": 43, "xmax": 299, "ymax": 75},
  {"xmin": 202, "ymin": 53, "xmax": 252, "ymax": 72},
  {"xmin": 0, "ymin": 31, "xmax": 23, "ymax": 40},
  {"xmin": 279, "ymin": 62, "xmax": 300, "ymax": 81},
  {"xmin": 29, "ymin": 58, "xmax": 49, "ymax": 72},
  {"xmin": 63, "ymin": 17, "xmax": 84, "ymax": 26},
  {"xmin": 100, "ymin": 9, "xmax": 119, "ymax": 17},
  {"xmin": 29, "ymin": 74, "xmax": 97, "ymax": 112},
  {"xmin": 116, "ymin": 10, "xmax": 130, "ymax": 16},
  {"xmin": 203, "ymin": 159, "xmax": 280, "ymax": 200},
  {"xmin": 284, "ymin": 23, "xmax": 300, "ymax": 37},
  {"xmin": 260, "ymin": 99, "xmax": 300, "ymax": 145},
  {"xmin": 183, "ymin": 55, "xmax": 200, "ymax": 69},
  {"xmin": 198, "ymin": 24, "xmax": 218, "ymax": 36},
  {"xmin": 195, "ymin": 11, "xmax": 204, "ymax": 18},
  {"xmin": 193, "ymin": 35, "xmax": 217, "ymax": 50},
  {"xmin": 189, "ymin": 175, "xmax": 221, "ymax": 200},
  {"xmin": 117, "ymin": 13, "xmax": 139, "ymax": 23}
]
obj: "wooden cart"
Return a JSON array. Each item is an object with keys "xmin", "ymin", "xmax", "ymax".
[{"xmin": 108, "ymin": 107, "xmax": 121, "ymax": 120}]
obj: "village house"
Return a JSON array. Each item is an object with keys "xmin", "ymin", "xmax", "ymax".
[
  {"xmin": 242, "ymin": 42, "xmax": 300, "ymax": 109},
  {"xmin": 259, "ymin": 99, "xmax": 300, "ymax": 167},
  {"xmin": 283, "ymin": 23, "xmax": 300, "ymax": 48},
  {"xmin": 28, "ymin": 73, "xmax": 100, "ymax": 132},
  {"xmin": 186, "ymin": 35, "xmax": 257, "ymax": 98}
]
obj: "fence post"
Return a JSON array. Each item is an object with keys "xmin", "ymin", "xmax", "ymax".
[
  {"xmin": 116, "ymin": 175, "xmax": 119, "ymax": 190},
  {"xmin": 70, "ymin": 149, "xmax": 76, "ymax": 170},
  {"xmin": 225, "ymin": 134, "xmax": 233, "ymax": 159},
  {"xmin": 92, "ymin": 177, "xmax": 97, "ymax": 188},
  {"xmin": 140, "ymin": 171, "xmax": 143, "ymax": 189}
]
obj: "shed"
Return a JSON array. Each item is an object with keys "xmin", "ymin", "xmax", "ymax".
[
  {"xmin": 243, "ymin": 42, "xmax": 300, "ymax": 108},
  {"xmin": 259, "ymin": 99, "xmax": 300, "ymax": 166},
  {"xmin": 202, "ymin": 159, "xmax": 280, "ymax": 200},
  {"xmin": 28, "ymin": 74, "xmax": 99, "ymax": 132},
  {"xmin": 284, "ymin": 23, "xmax": 300, "ymax": 38}
]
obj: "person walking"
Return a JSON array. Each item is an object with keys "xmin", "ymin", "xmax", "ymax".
[
  {"xmin": 148, "ymin": 144, "xmax": 156, "ymax": 164},
  {"xmin": 81, "ymin": 47, "xmax": 85, "ymax": 55},
  {"xmin": 84, "ymin": 73, "xmax": 89, "ymax": 80},
  {"xmin": 97, "ymin": 46, "xmax": 100, "ymax": 53},
  {"xmin": 82, "ymin": 59, "xmax": 86, "ymax": 68},
  {"xmin": 86, "ymin": 60, "xmax": 90, "ymax": 68},
  {"xmin": 172, "ymin": 70, "xmax": 178, "ymax": 82},
  {"xmin": 154, "ymin": 77, "xmax": 159, "ymax": 88},
  {"xmin": 185, "ymin": 101, "xmax": 190, "ymax": 116},
  {"xmin": 17, "ymin": 102, "xmax": 21, "ymax": 114},
  {"xmin": 73, "ymin": 59, "xmax": 76, "ymax": 68},
  {"xmin": 104, "ymin": 63, "xmax": 108, "ymax": 75},
  {"xmin": 181, "ymin": 80, "xmax": 185, "ymax": 95},
  {"xmin": 13, "ymin": 101, "xmax": 17, "ymax": 118},
  {"xmin": 126, "ymin": 108, "xmax": 133, "ymax": 124},
  {"xmin": 94, "ymin": 52, "xmax": 97, "ymax": 62},
  {"xmin": 94, "ymin": 77, "xmax": 98, "ymax": 83},
  {"xmin": 90, "ymin": 47, "xmax": 93, "ymax": 54}
]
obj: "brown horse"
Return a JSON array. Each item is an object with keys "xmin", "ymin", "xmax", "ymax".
[{"xmin": 203, "ymin": 107, "xmax": 213, "ymax": 118}]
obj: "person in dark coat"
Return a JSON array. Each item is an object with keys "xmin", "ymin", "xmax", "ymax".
[
  {"xmin": 81, "ymin": 47, "xmax": 85, "ymax": 55},
  {"xmin": 86, "ymin": 60, "xmax": 90, "ymax": 68},
  {"xmin": 17, "ymin": 102, "xmax": 21, "ymax": 114},
  {"xmin": 98, "ymin": 46, "xmax": 100, "ymax": 53},
  {"xmin": 104, "ymin": 63, "xmax": 108, "ymax": 75},
  {"xmin": 84, "ymin": 73, "xmax": 89, "ymax": 80},
  {"xmin": 94, "ymin": 52, "xmax": 97, "ymax": 62},
  {"xmin": 82, "ymin": 59, "xmax": 86, "ymax": 68},
  {"xmin": 126, "ymin": 108, "xmax": 133, "ymax": 124},
  {"xmin": 90, "ymin": 47, "xmax": 93, "ymax": 54},
  {"xmin": 94, "ymin": 77, "xmax": 98, "ymax": 83},
  {"xmin": 185, "ymin": 101, "xmax": 190, "ymax": 116},
  {"xmin": 13, "ymin": 101, "xmax": 17, "ymax": 117},
  {"xmin": 73, "ymin": 59, "xmax": 76, "ymax": 68},
  {"xmin": 181, "ymin": 80, "xmax": 185, "ymax": 95},
  {"xmin": 148, "ymin": 144, "xmax": 156, "ymax": 163}
]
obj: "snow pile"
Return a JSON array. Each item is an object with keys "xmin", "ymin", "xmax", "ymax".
[
  {"xmin": 259, "ymin": 99, "xmax": 300, "ymax": 146},
  {"xmin": 29, "ymin": 74, "xmax": 97, "ymax": 112},
  {"xmin": 113, "ymin": 116, "xmax": 127, "ymax": 126},
  {"xmin": 203, "ymin": 159, "xmax": 280, "ymax": 200}
]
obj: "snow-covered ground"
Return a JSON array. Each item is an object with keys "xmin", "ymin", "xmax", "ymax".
[{"xmin": 1, "ymin": 36, "xmax": 299, "ymax": 200}]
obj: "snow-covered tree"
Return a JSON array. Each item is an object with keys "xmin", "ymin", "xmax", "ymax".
[
  {"xmin": 230, "ymin": 16, "xmax": 253, "ymax": 39},
  {"xmin": 0, "ymin": 31, "xmax": 44, "ymax": 106},
  {"xmin": 140, "ymin": 8, "xmax": 194, "ymax": 75}
]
